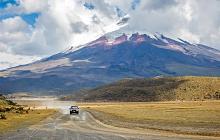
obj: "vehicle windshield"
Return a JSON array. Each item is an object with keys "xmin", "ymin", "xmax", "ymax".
[{"xmin": 70, "ymin": 106, "xmax": 79, "ymax": 109}]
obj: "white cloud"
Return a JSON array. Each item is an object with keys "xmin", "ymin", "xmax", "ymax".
[
  {"xmin": 0, "ymin": 0, "xmax": 123, "ymax": 69},
  {"xmin": 0, "ymin": 52, "xmax": 40, "ymax": 70},
  {"xmin": 1, "ymin": 0, "xmax": 220, "ymax": 70},
  {"xmin": 178, "ymin": 29, "xmax": 200, "ymax": 43},
  {"xmin": 0, "ymin": 16, "xmax": 31, "ymax": 54},
  {"xmin": 19, "ymin": 0, "xmax": 48, "ymax": 13},
  {"xmin": 119, "ymin": 0, "xmax": 220, "ymax": 48},
  {"xmin": 0, "ymin": 0, "xmax": 48, "ymax": 15},
  {"xmin": 0, "ymin": 16, "xmax": 28, "ymax": 32}
]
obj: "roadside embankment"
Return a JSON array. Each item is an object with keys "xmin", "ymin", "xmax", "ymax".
[{"xmin": 0, "ymin": 95, "xmax": 57, "ymax": 134}]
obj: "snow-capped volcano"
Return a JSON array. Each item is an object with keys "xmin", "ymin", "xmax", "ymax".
[
  {"xmin": 1, "ymin": 32, "xmax": 220, "ymax": 95},
  {"xmin": 67, "ymin": 32, "xmax": 220, "ymax": 61}
]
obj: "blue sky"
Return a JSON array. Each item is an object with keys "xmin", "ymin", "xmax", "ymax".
[
  {"xmin": 83, "ymin": 2, "xmax": 95, "ymax": 10},
  {"xmin": 131, "ymin": 0, "xmax": 140, "ymax": 10},
  {"xmin": 0, "ymin": 0, "xmax": 18, "ymax": 8},
  {"xmin": 0, "ymin": 13, "xmax": 39, "ymax": 26},
  {"xmin": 1, "ymin": 0, "xmax": 220, "ymax": 70},
  {"xmin": 20, "ymin": 13, "xmax": 39, "ymax": 26},
  {"xmin": 0, "ymin": 0, "xmax": 39, "ymax": 27}
]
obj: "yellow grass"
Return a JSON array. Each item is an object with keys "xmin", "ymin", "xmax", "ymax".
[
  {"xmin": 78, "ymin": 101, "xmax": 220, "ymax": 136},
  {"xmin": 0, "ymin": 109, "xmax": 56, "ymax": 134}
]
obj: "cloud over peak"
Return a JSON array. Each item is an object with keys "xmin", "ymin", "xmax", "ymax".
[{"xmin": 0, "ymin": 0, "xmax": 220, "ymax": 70}]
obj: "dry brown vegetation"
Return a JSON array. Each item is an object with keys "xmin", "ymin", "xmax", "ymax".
[
  {"xmin": 0, "ymin": 95, "xmax": 56, "ymax": 133},
  {"xmin": 79, "ymin": 101, "xmax": 220, "ymax": 137},
  {"xmin": 0, "ymin": 95, "xmax": 30, "ymax": 118},
  {"xmin": 62, "ymin": 76, "xmax": 220, "ymax": 102},
  {"xmin": 0, "ymin": 109, "xmax": 56, "ymax": 134}
]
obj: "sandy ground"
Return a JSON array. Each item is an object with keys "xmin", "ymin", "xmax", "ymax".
[{"xmin": 0, "ymin": 99, "xmax": 219, "ymax": 140}]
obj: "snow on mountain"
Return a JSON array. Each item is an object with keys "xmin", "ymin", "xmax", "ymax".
[{"xmin": 66, "ymin": 31, "xmax": 220, "ymax": 62}]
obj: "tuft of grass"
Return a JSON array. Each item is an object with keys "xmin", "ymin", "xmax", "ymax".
[
  {"xmin": 0, "ymin": 113, "xmax": 6, "ymax": 119},
  {"xmin": 79, "ymin": 101, "xmax": 220, "ymax": 137}
]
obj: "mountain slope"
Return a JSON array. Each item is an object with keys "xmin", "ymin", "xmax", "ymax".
[
  {"xmin": 61, "ymin": 76, "xmax": 220, "ymax": 102},
  {"xmin": 1, "ymin": 33, "xmax": 220, "ymax": 95}
]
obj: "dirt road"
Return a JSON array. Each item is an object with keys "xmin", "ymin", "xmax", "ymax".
[{"xmin": 0, "ymin": 99, "xmax": 218, "ymax": 140}]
